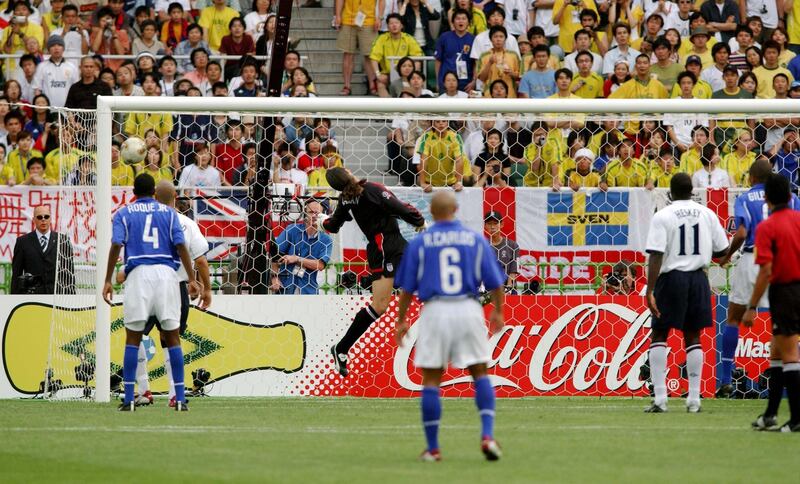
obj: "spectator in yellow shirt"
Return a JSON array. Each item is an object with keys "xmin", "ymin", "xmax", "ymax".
[
  {"xmin": 19, "ymin": 157, "xmax": 54, "ymax": 186},
  {"xmin": 610, "ymin": 54, "xmax": 668, "ymax": 99},
  {"xmin": 647, "ymin": 149, "xmax": 678, "ymax": 188},
  {"xmin": 477, "ymin": 26, "xmax": 521, "ymax": 97},
  {"xmin": 370, "ymin": 14, "xmax": 423, "ymax": 97},
  {"xmin": 1, "ymin": 1, "xmax": 44, "ymax": 71},
  {"xmin": 679, "ymin": 125, "xmax": 711, "ymax": 175},
  {"xmin": 721, "ymin": 129, "xmax": 757, "ymax": 187},
  {"xmin": 570, "ymin": 50, "xmax": 604, "ymax": 98},
  {"xmin": 553, "ymin": 0, "xmax": 598, "ymax": 54},
  {"xmin": 670, "ymin": 55, "xmax": 714, "ymax": 98},
  {"xmin": 752, "ymin": 40, "xmax": 795, "ymax": 98},
  {"xmin": 685, "ymin": 26, "xmax": 714, "ymax": 69},
  {"xmin": 523, "ymin": 123, "xmax": 562, "ymax": 188},
  {"xmin": 418, "ymin": 119, "xmax": 467, "ymax": 191},
  {"xmin": 7, "ymin": 131, "xmax": 43, "ymax": 183},
  {"xmin": 566, "ymin": 148, "xmax": 603, "ymax": 191},
  {"xmin": 198, "ymin": 0, "xmax": 241, "ymax": 52},
  {"xmin": 603, "ymin": 138, "xmax": 649, "ymax": 187}
]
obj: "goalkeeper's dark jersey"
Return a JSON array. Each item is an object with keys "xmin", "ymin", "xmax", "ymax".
[{"xmin": 323, "ymin": 181, "xmax": 424, "ymax": 239}]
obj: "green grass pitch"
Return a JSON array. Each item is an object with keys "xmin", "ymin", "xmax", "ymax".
[{"xmin": 0, "ymin": 397, "xmax": 795, "ymax": 483}]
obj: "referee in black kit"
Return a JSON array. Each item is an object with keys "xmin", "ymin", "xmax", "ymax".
[{"xmin": 744, "ymin": 174, "xmax": 800, "ymax": 432}]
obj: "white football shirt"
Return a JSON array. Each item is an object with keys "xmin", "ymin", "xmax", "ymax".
[
  {"xmin": 176, "ymin": 212, "xmax": 209, "ymax": 282},
  {"xmin": 645, "ymin": 199, "xmax": 729, "ymax": 273}
]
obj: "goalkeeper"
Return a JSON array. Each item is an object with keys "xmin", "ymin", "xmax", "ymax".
[{"xmin": 321, "ymin": 167, "xmax": 425, "ymax": 377}]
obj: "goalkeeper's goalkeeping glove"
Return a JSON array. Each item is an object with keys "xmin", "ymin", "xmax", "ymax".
[{"xmin": 415, "ymin": 221, "xmax": 428, "ymax": 233}]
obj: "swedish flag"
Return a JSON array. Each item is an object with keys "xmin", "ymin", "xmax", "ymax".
[{"xmin": 547, "ymin": 192, "xmax": 630, "ymax": 246}]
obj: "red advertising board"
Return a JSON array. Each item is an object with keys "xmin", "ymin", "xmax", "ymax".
[{"xmin": 335, "ymin": 295, "xmax": 719, "ymax": 398}]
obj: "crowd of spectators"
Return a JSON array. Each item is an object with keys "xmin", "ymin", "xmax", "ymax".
[{"xmin": 0, "ymin": 0, "xmax": 798, "ymax": 191}]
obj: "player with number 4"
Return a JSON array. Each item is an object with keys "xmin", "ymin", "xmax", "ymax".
[
  {"xmin": 103, "ymin": 174, "xmax": 201, "ymax": 412},
  {"xmin": 644, "ymin": 173, "xmax": 729, "ymax": 413}
]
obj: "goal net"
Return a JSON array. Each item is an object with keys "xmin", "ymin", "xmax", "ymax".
[{"xmin": 16, "ymin": 98, "xmax": 786, "ymax": 401}]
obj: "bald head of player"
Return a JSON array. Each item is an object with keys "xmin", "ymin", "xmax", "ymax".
[
  {"xmin": 749, "ymin": 159, "xmax": 773, "ymax": 186},
  {"xmin": 430, "ymin": 191, "xmax": 458, "ymax": 222},
  {"xmin": 133, "ymin": 173, "xmax": 156, "ymax": 197},
  {"xmin": 155, "ymin": 180, "xmax": 177, "ymax": 207},
  {"xmin": 670, "ymin": 172, "xmax": 694, "ymax": 201}
]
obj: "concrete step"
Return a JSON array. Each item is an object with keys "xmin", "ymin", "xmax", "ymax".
[
  {"xmin": 290, "ymin": 6, "xmax": 335, "ymax": 19},
  {"xmin": 315, "ymin": 82, "xmax": 369, "ymax": 96},
  {"xmin": 289, "ymin": 17, "xmax": 335, "ymax": 30},
  {"xmin": 301, "ymin": 38, "xmax": 348, "ymax": 50},
  {"xmin": 295, "ymin": 28, "xmax": 339, "ymax": 40}
]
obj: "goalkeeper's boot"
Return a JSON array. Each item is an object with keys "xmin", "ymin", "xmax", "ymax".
[
  {"xmin": 118, "ymin": 401, "xmax": 135, "ymax": 412},
  {"xmin": 778, "ymin": 420, "xmax": 800, "ymax": 433},
  {"xmin": 715, "ymin": 384, "xmax": 733, "ymax": 399},
  {"xmin": 134, "ymin": 390, "xmax": 153, "ymax": 407},
  {"xmin": 419, "ymin": 449, "xmax": 441, "ymax": 462},
  {"xmin": 752, "ymin": 414, "xmax": 778, "ymax": 431},
  {"xmin": 175, "ymin": 400, "xmax": 189, "ymax": 412},
  {"xmin": 331, "ymin": 345, "xmax": 349, "ymax": 377},
  {"xmin": 644, "ymin": 402, "xmax": 667, "ymax": 413},
  {"xmin": 481, "ymin": 437, "xmax": 502, "ymax": 461}
]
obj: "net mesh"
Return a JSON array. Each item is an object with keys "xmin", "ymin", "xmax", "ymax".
[{"xmin": 26, "ymin": 104, "xmax": 786, "ymax": 399}]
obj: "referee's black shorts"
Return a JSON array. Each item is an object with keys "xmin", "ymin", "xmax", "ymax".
[
  {"xmin": 144, "ymin": 281, "xmax": 190, "ymax": 336},
  {"xmin": 366, "ymin": 232, "xmax": 407, "ymax": 278},
  {"xmin": 651, "ymin": 269, "xmax": 712, "ymax": 332},
  {"xmin": 768, "ymin": 282, "xmax": 800, "ymax": 336}
]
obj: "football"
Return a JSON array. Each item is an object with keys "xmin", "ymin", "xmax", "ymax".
[{"xmin": 120, "ymin": 136, "xmax": 147, "ymax": 165}]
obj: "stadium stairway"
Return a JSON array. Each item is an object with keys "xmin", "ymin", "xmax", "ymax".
[
  {"xmin": 290, "ymin": 5, "xmax": 396, "ymax": 184},
  {"xmin": 290, "ymin": 5, "xmax": 368, "ymax": 96}
]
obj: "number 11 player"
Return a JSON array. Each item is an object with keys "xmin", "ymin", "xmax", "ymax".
[
  {"xmin": 394, "ymin": 191, "xmax": 505, "ymax": 462},
  {"xmin": 103, "ymin": 174, "xmax": 201, "ymax": 412},
  {"xmin": 645, "ymin": 173, "xmax": 729, "ymax": 413}
]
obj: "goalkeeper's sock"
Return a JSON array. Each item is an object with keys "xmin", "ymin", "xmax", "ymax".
[
  {"xmin": 421, "ymin": 387, "xmax": 441, "ymax": 452},
  {"xmin": 784, "ymin": 362, "xmax": 800, "ymax": 424},
  {"xmin": 474, "ymin": 376, "xmax": 495, "ymax": 439},
  {"xmin": 720, "ymin": 325, "xmax": 739, "ymax": 386},
  {"xmin": 765, "ymin": 360, "xmax": 784, "ymax": 417},
  {"xmin": 122, "ymin": 344, "xmax": 138, "ymax": 404},
  {"xmin": 336, "ymin": 305, "xmax": 379, "ymax": 355},
  {"xmin": 649, "ymin": 342, "xmax": 668, "ymax": 407},
  {"xmin": 685, "ymin": 344, "xmax": 703, "ymax": 404},
  {"xmin": 163, "ymin": 347, "xmax": 175, "ymax": 399},
  {"xmin": 136, "ymin": 343, "xmax": 149, "ymax": 393},
  {"xmin": 168, "ymin": 346, "xmax": 185, "ymax": 403}
]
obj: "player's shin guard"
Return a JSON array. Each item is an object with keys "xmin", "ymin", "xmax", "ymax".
[
  {"xmin": 720, "ymin": 325, "xmax": 739, "ymax": 386},
  {"xmin": 782, "ymin": 362, "xmax": 800, "ymax": 423},
  {"xmin": 123, "ymin": 344, "xmax": 139, "ymax": 404},
  {"xmin": 163, "ymin": 347, "xmax": 175, "ymax": 399},
  {"xmin": 686, "ymin": 344, "xmax": 703, "ymax": 403},
  {"xmin": 167, "ymin": 346, "xmax": 185, "ymax": 403},
  {"xmin": 136, "ymin": 343, "xmax": 149, "ymax": 393},
  {"xmin": 421, "ymin": 387, "xmax": 441, "ymax": 452},
  {"xmin": 474, "ymin": 376, "xmax": 495, "ymax": 439},
  {"xmin": 649, "ymin": 343, "xmax": 668, "ymax": 407},
  {"xmin": 336, "ymin": 305, "xmax": 379, "ymax": 354},
  {"xmin": 765, "ymin": 360, "xmax": 784, "ymax": 417}
]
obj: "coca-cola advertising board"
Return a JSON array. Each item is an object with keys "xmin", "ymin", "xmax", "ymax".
[{"xmin": 1, "ymin": 295, "xmax": 761, "ymax": 399}]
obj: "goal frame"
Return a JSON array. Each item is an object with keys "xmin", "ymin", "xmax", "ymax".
[{"xmin": 94, "ymin": 96, "xmax": 800, "ymax": 402}]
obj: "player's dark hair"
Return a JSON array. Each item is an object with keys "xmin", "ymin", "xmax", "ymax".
[
  {"xmin": 670, "ymin": 173, "xmax": 694, "ymax": 200},
  {"xmin": 326, "ymin": 166, "xmax": 364, "ymax": 199},
  {"xmin": 749, "ymin": 159, "xmax": 772, "ymax": 183},
  {"xmin": 134, "ymin": 173, "xmax": 156, "ymax": 197},
  {"xmin": 765, "ymin": 173, "xmax": 791, "ymax": 205}
]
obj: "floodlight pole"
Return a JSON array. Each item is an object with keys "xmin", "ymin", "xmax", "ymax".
[{"xmin": 242, "ymin": 0, "xmax": 294, "ymax": 294}]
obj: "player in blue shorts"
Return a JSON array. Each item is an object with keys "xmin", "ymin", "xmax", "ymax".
[
  {"xmin": 103, "ymin": 174, "xmax": 201, "ymax": 412},
  {"xmin": 394, "ymin": 191, "xmax": 506, "ymax": 462},
  {"xmin": 717, "ymin": 160, "xmax": 800, "ymax": 397}
]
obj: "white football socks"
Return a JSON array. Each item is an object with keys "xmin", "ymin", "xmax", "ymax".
[
  {"xmin": 164, "ymin": 347, "xmax": 175, "ymax": 399},
  {"xmin": 136, "ymin": 343, "xmax": 149, "ymax": 393},
  {"xmin": 649, "ymin": 343, "xmax": 668, "ymax": 407},
  {"xmin": 686, "ymin": 344, "xmax": 703, "ymax": 405}
]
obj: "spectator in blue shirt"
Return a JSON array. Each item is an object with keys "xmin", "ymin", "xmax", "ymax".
[
  {"xmin": 433, "ymin": 8, "xmax": 475, "ymax": 92},
  {"xmin": 771, "ymin": 127, "xmax": 800, "ymax": 191},
  {"xmin": 271, "ymin": 200, "xmax": 333, "ymax": 295},
  {"xmin": 517, "ymin": 45, "xmax": 555, "ymax": 98}
]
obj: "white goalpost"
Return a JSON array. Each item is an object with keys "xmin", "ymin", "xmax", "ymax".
[{"xmin": 88, "ymin": 97, "xmax": 800, "ymax": 403}]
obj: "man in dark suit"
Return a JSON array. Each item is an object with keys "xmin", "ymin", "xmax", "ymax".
[{"xmin": 11, "ymin": 205, "xmax": 76, "ymax": 294}]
